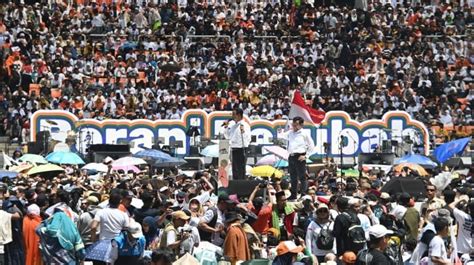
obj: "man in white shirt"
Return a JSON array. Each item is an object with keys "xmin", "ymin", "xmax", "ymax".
[
  {"xmin": 448, "ymin": 198, "xmax": 473, "ymax": 257},
  {"xmin": 223, "ymin": 108, "xmax": 251, "ymax": 180},
  {"xmin": 429, "ymin": 217, "xmax": 451, "ymax": 265},
  {"xmin": 91, "ymin": 192, "xmax": 129, "ymax": 242},
  {"xmin": 282, "ymin": 116, "xmax": 314, "ymax": 199}
]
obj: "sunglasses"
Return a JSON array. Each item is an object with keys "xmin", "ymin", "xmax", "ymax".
[{"xmin": 427, "ymin": 189, "xmax": 436, "ymax": 192}]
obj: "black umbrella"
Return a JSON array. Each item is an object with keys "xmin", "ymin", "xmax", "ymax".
[{"xmin": 381, "ymin": 177, "xmax": 426, "ymax": 198}]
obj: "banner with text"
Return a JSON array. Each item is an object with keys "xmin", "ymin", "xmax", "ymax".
[{"xmin": 30, "ymin": 110, "xmax": 430, "ymax": 156}]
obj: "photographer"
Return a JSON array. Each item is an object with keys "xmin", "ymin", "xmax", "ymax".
[
  {"xmin": 158, "ymin": 211, "xmax": 191, "ymax": 257},
  {"xmin": 247, "ymin": 183, "xmax": 274, "ymax": 234}
]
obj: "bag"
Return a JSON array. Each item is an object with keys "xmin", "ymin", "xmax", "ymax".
[
  {"xmin": 315, "ymin": 221, "xmax": 334, "ymax": 250},
  {"xmin": 344, "ymin": 213, "xmax": 367, "ymax": 248},
  {"xmin": 356, "ymin": 249, "xmax": 373, "ymax": 265}
]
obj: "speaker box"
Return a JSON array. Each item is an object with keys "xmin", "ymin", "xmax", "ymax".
[
  {"xmin": 189, "ymin": 146, "xmax": 200, "ymax": 156},
  {"xmin": 88, "ymin": 144, "xmax": 130, "ymax": 153},
  {"xmin": 181, "ymin": 157, "xmax": 204, "ymax": 170},
  {"xmin": 27, "ymin": 142, "xmax": 43, "ymax": 154},
  {"xmin": 88, "ymin": 144, "xmax": 130, "ymax": 163},
  {"xmin": 443, "ymin": 157, "xmax": 464, "ymax": 168},
  {"xmin": 227, "ymin": 180, "xmax": 264, "ymax": 198},
  {"xmin": 358, "ymin": 153, "xmax": 394, "ymax": 165}
]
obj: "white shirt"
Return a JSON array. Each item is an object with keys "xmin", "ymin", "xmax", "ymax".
[
  {"xmin": 201, "ymin": 208, "xmax": 225, "ymax": 246},
  {"xmin": 224, "ymin": 120, "xmax": 251, "ymax": 148},
  {"xmin": 306, "ymin": 220, "xmax": 336, "ymax": 257},
  {"xmin": 453, "ymin": 208, "xmax": 473, "ymax": 254},
  {"xmin": 428, "ymin": 235, "xmax": 448, "ymax": 265},
  {"xmin": 284, "ymin": 129, "xmax": 315, "ymax": 155},
  {"xmin": 94, "ymin": 208, "xmax": 129, "ymax": 240}
]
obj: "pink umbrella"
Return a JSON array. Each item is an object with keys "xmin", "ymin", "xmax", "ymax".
[
  {"xmin": 256, "ymin": 154, "xmax": 281, "ymax": 166},
  {"xmin": 112, "ymin": 165, "xmax": 140, "ymax": 173},
  {"xmin": 263, "ymin": 145, "xmax": 289, "ymax": 160}
]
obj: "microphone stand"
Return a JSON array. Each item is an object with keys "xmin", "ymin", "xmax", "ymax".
[{"xmin": 346, "ymin": 133, "xmax": 358, "ymax": 167}]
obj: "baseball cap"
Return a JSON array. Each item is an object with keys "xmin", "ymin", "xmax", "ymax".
[
  {"xmin": 341, "ymin": 251, "xmax": 357, "ymax": 264},
  {"xmin": 172, "ymin": 211, "xmax": 190, "ymax": 220},
  {"xmin": 368, "ymin": 224, "xmax": 393, "ymax": 238},
  {"xmin": 380, "ymin": 192, "xmax": 390, "ymax": 200},
  {"xmin": 276, "ymin": 241, "xmax": 304, "ymax": 256}
]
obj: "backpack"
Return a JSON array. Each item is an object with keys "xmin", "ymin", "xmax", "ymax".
[
  {"xmin": 343, "ymin": 212, "xmax": 367, "ymax": 249},
  {"xmin": 356, "ymin": 249, "xmax": 373, "ymax": 265},
  {"xmin": 315, "ymin": 221, "xmax": 334, "ymax": 250}
]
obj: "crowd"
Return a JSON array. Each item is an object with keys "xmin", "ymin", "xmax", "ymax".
[
  {"xmin": 0, "ymin": 0, "xmax": 473, "ymax": 265},
  {"xmin": 0, "ymin": 0, "xmax": 473, "ymax": 144},
  {"xmin": 0, "ymin": 150, "xmax": 473, "ymax": 265}
]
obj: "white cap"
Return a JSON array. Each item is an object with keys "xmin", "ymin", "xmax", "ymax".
[{"xmin": 368, "ymin": 224, "xmax": 393, "ymax": 238}]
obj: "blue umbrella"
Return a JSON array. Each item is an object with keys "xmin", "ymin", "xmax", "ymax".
[
  {"xmin": 200, "ymin": 145, "xmax": 219, "ymax": 158},
  {"xmin": 274, "ymin": 160, "xmax": 288, "ymax": 168},
  {"xmin": 394, "ymin": 154, "xmax": 437, "ymax": 168},
  {"xmin": 133, "ymin": 149, "xmax": 172, "ymax": 161},
  {"xmin": 46, "ymin": 151, "xmax": 85, "ymax": 165},
  {"xmin": 0, "ymin": 170, "xmax": 18, "ymax": 179}
]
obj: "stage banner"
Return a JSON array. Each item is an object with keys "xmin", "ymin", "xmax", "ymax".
[{"xmin": 30, "ymin": 110, "xmax": 430, "ymax": 157}]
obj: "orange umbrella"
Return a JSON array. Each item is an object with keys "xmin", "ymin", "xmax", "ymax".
[{"xmin": 393, "ymin": 163, "xmax": 429, "ymax": 176}]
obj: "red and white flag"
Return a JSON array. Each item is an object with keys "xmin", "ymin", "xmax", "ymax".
[{"xmin": 289, "ymin": 90, "xmax": 325, "ymax": 124}]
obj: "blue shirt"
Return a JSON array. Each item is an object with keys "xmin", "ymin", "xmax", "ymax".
[{"xmin": 114, "ymin": 232, "xmax": 146, "ymax": 257}]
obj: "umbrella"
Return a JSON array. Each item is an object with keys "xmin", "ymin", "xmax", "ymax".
[
  {"xmin": 392, "ymin": 163, "xmax": 429, "ymax": 176},
  {"xmin": 263, "ymin": 145, "xmax": 289, "ymax": 160},
  {"xmin": 112, "ymin": 157, "xmax": 147, "ymax": 166},
  {"xmin": 200, "ymin": 145, "xmax": 220, "ymax": 158},
  {"xmin": 161, "ymin": 63, "xmax": 181, "ymax": 72},
  {"xmin": 28, "ymin": 164, "xmax": 65, "ymax": 175},
  {"xmin": 154, "ymin": 157, "xmax": 187, "ymax": 168},
  {"xmin": 133, "ymin": 149, "xmax": 172, "ymax": 161},
  {"xmin": 46, "ymin": 151, "xmax": 85, "ymax": 165},
  {"xmin": 273, "ymin": 158, "xmax": 312, "ymax": 168},
  {"xmin": 394, "ymin": 154, "xmax": 437, "ymax": 168},
  {"xmin": 18, "ymin": 154, "xmax": 48, "ymax": 164},
  {"xmin": 9, "ymin": 163, "xmax": 34, "ymax": 173},
  {"xmin": 82, "ymin": 163, "xmax": 109, "ymax": 173},
  {"xmin": 112, "ymin": 165, "xmax": 140, "ymax": 173},
  {"xmin": 0, "ymin": 170, "xmax": 18, "ymax": 179},
  {"xmin": 381, "ymin": 177, "xmax": 426, "ymax": 198},
  {"xmin": 250, "ymin": 165, "xmax": 284, "ymax": 179},
  {"xmin": 173, "ymin": 253, "xmax": 199, "ymax": 265},
  {"xmin": 256, "ymin": 154, "xmax": 280, "ymax": 166},
  {"xmin": 337, "ymin": 168, "xmax": 360, "ymax": 178}
]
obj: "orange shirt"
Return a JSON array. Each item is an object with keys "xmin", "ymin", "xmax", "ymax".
[
  {"xmin": 223, "ymin": 224, "xmax": 251, "ymax": 263},
  {"xmin": 247, "ymin": 202, "xmax": 273, "ymax": 234}
]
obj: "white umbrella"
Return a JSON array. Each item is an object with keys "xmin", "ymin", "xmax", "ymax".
[
  {"xmin": 82, "ymin": 163, "xmax": 109, "ymax": 173},
  {"xmin": 112, "ymin": 157, "xmax": 147, "ymax": 166}
]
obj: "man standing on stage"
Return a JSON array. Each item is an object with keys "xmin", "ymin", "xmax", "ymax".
[
  {"xmin": 283, "ymin": 116, "xmax": 314, "ymax": 200},
  {"xmin": 224, "ymin": 108, "xmax": 251, "ymax": 180}
]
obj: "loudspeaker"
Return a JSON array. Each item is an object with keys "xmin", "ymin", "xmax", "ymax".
[
  {"xmin": 189, "ymin": 146, "xmax": 200, "ymax": 156},
  {"xmin": 27, "ymin": 142, "xmax": 43, "ymax": 154},
  {"xmin": 443, "ymin": 157, "xmax": 464, "ymax": 168},
  {"xmin": 358, "ymin": 153, "xmax": 394, "ymax": 165},
  {"xmin": 181, "ymin": 157, "xmax": 204, "ymax": 170},
  {"xmin": 89, "ymin": 144, "xmax": 130, "ymax": 153},
  {"xmin": 245, "ymin": 145, "xmax": 262, "ymax": 157},
  {"xmin": 36, "ymin": 131, "xmax": 50, "ymax": 143},
  {"xmin": 227, "ymin": 180, "xmax": 264, "ymax": 198},
  {"xmin": 88, "ymin": 144, "xmax": 130, "ymax": 163}
]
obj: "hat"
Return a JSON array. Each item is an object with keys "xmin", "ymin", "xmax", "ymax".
[
  {"xmin": 224, "ymin": 211, "xmax": 242, "ymax": 223},
  {"xmin": 316, "ymin": 203, "xmax": 329, "ymax": 211},
  {"xmin": 341, "ymin": 251, "xmax": 357, "ymax": 264},
  {"xmin": 276, "ymin": 241, "xmax": 304, "ymax": 256},
  {"xmin": 172, "ymin": 211, "xmax": 190, "ymax": 220},
  {"xmin": 27, "ymin": 204, "xmax": 40, "ymax": 216},
  {"xmin": 177, "ymin": 191, "xmax": 186, "ymax": 198},
  {"xmin": 83, "ymin": 196, "xmax": 99, "ymax": 205},
  {"xmin": 380, "ymin": 192, "xmax": 390, "ymax": 200},
  {"xmin": 127, "ymin": 221, "xmax": 143, "ymax": 238},
  {"xmin": 368, "ymin": 224, "xmax": 393, "ymax": 238}
]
